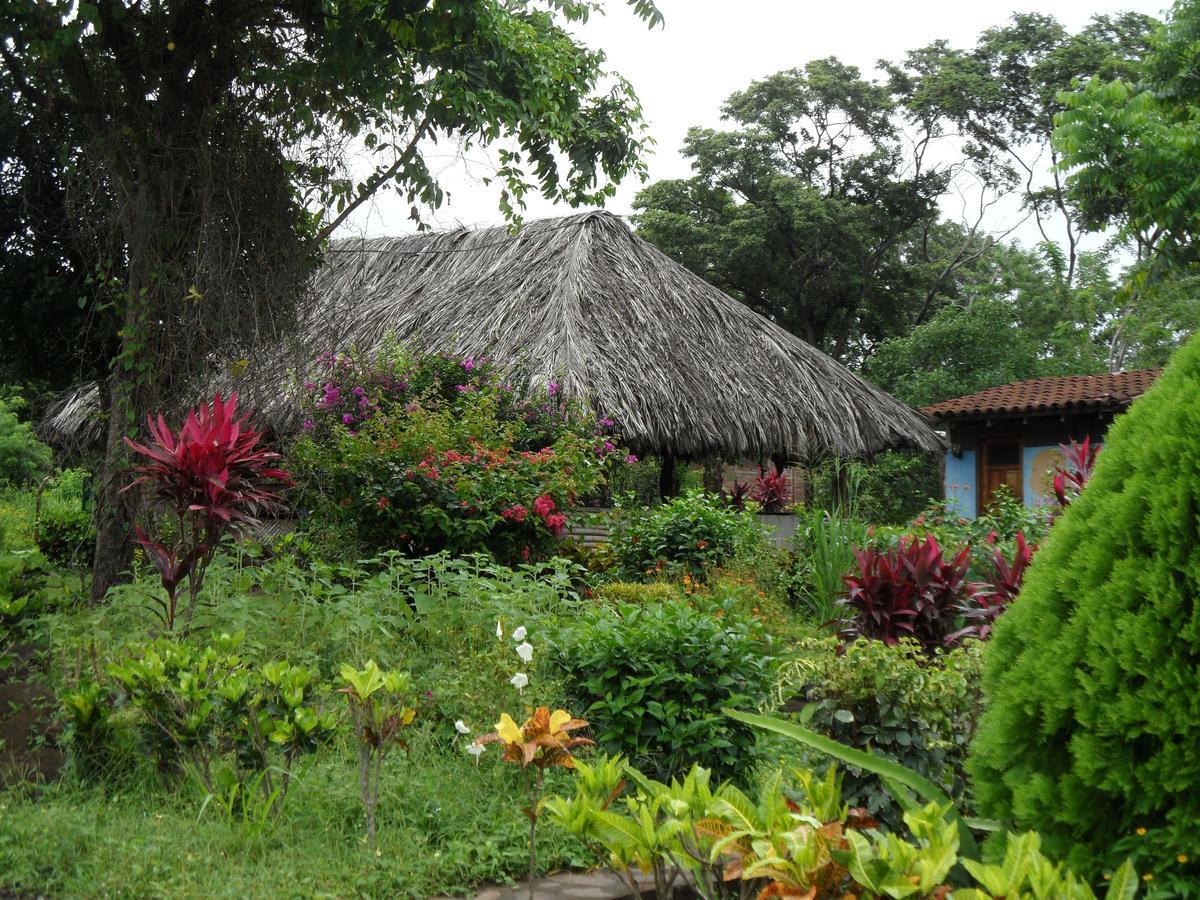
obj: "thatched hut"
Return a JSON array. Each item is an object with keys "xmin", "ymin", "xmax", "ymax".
[{"xmin": 42, "ymin": 211, "xmax": 942, "ymax": 481}]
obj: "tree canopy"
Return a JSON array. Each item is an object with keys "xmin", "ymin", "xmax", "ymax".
[{"xmin": 634, "ymin": 11, "xmax": 1168, "ymax": 386}]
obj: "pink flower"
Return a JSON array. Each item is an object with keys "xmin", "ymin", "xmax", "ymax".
[
  {"xmin": 545, "ymin": 513, "xmax": 566, "ymax": 534},
  {"xmin": 625, "ymin": 454, "xmax": 639, "ymax": 464},
  {"xmin": 342, "ymin": 414, "xmax": 355, "ymax": 425},
  {"xmin": 462, "ymin": 357, "xmax": 475, "ymax": 371},
  {"xmin": 301, "ymin": 419, "xmax": 314, "ymax": 431},
  {"xmin": 548, "ymin": 382, "xmax": 559, "ymax": 397},
  {"xmin": 532, "ymin": 495, "xmax": 555, "ymax": 517}
]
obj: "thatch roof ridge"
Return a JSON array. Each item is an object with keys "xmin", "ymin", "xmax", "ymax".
[{"xmin": 41, "ymin": 210, "xmax": 943, "ymax": 460}]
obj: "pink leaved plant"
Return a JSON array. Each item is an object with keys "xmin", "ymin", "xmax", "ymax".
[{"xmin": 123, "ymin": 393, "xmax": 291, "ymax": 631}]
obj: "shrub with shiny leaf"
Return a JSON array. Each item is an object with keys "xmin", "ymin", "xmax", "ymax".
[{"xmin": 93, "ymin": 635, "xmax": 335, "ymax": 814}]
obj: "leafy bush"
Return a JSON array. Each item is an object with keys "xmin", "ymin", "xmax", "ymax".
[
  {"xmin": 590, "ymin": 580, "xmax": 679, "ymax": 606},
  {"xmin": 549, "ymin": 755, "xmax": 1137, "ymax": 900},
  {"xmin": 779, "ymin": 637, "xmax": 983, "ymax": 830},
  {"xmin": 1053, "ymin": 435, "xmax": 1099, "ymax": 509},
  {"xmin": 556, "ymin": 596, "xmax": 778, "ymax": 781},
  {"xmin": 36, "ymin": 501, "xmax": 94, "ymax": 569},
  {"xmin": 290, "ymin": 346, "xmax": 628, "ymax": 563},
  {"xmin": 969, "ymin": 334, "xmax": 1200, "ymax": 868},
  {"xmin": 836, "ymin": 534, "xmax": 972, "ymax": 651},
  {"xmin": 610, "ymin": 491, "xmax": 764, "ymax": 579},
  {"xmin": 749, "ymin": 466, "xmax": 791, "ymax": 513},
  {"xmin": 0, "ymin": 395, "xmax": 51, "ymax": 486},
  {"xmin": 68, "ymin": 635, "xmax": 338, "ymax": 804}
]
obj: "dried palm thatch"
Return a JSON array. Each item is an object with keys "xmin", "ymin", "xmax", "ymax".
[{"xmin": 41, "ymin": 211, "xmax": 942, "ymax": 460}]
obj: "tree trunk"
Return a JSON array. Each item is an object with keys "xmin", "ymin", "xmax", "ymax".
[
  {"xmin": 701, "ymin": 456, "xmax": 724, "ymax": 494},
  {"xmin": 659, "ymin": 450, "xmax": 679, "ymax": 499},
  {"xmin": 89, "ymin": 377, "xmax": 135, "ymax": 602}
]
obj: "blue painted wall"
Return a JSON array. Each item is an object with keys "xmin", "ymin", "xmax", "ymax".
[
  {"xmin": 937, "ymin": 413, "xmax": 1113, "ymax": 518},
  {"xmin": 943, "ymin": 450, "xmax": 976, "ymax": 518}
]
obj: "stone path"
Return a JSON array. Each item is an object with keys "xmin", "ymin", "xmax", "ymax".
[{"xmin": 437, "ymin": 868, "xmax": 667, "ymax": 899}]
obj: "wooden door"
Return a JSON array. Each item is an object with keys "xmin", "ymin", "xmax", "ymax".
[{"xmin": 980, "ymin": 438, "xmax": 1022, "ymax": 510}]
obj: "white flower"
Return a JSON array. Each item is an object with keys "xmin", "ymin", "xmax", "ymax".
[
  {"xmin": 496, "ymin": 620, "xmax": 503, "ymax": 640},
  {"xmin": 515, "ymin": 642, "xmax": 533, "ymax": 663},
  {"xmin": 510, "ymin": 672, "xmax": 529, "ymax": 693},
  {"xmin": 512, "ymin": 625, "xmax": 527, "ymax": 642},
  {"xmin": 466, "ymin": 742, "xmax": 486, "ymax": 763},
  {"xmin": 454, "ymin": 720, "xmax": 471, "ymax": 735}
]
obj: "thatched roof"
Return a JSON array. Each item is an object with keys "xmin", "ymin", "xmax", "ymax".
[{"xmin": 41, "ymin": 211, "xmax": 943, "ymax": 460}]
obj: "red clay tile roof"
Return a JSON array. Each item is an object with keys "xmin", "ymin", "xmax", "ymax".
[{"xmin": 920, "ymin": 370, "xmax": 1161, "ymax": 421}]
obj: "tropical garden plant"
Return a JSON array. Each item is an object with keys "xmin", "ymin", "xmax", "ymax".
[
  {"xmin": 473, "ymin": 706, "xmax": 592, "ymax": 898},
  {"xmin": 124, "ymin": 393, "xmax": 291, "ymax": 631},
  {"xmin": 339, "ymin": 660, "xmax": 418, "ymax": 850}
]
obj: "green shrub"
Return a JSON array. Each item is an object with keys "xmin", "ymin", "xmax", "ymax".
[
  {"xmin": 36, "ymin": 501, "xmax": 94, "ymax": 569},
  {"xmin": 968, "ymin": 333, "xmax": 1200, "ymax": 869},
  {"xmin": 556, "ymin": 597, "xmax": 778, "ymax": 782},
  {"xmin": 611, "ymin": 491, "xmax": 764, "ymax": 579},
  {"xmin": 590, "ymin": 580, "xmax": 680, "ymax": 606},
  {"xmin": 0, "ymin": 396, "xmax": 51, "ymax": 486},
  {"xmin": 780, "ymin": 637, "xmax": 983, "ymax": 830}
]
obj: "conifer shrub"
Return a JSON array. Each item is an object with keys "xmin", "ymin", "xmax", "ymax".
[{"xmin": 968, "ymin": 335, "xmax": 1200, "ymax": 872}]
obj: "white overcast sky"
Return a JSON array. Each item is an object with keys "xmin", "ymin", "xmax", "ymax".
[{"xmin": 338, "ymin": 0, "xmax": 1168, "ymax": 245}]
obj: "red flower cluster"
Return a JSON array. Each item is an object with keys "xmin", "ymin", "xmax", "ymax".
[
  {"xmin": 532, "ymin": 495, "xmax": 556, "ymax": 517},
  {"xmin": 501, "ymin": 504, "xmax": 529, "ymax": 523},
  {"xmin": 545, "ymin": 513, "xmax": 567, "ymax": 534}
]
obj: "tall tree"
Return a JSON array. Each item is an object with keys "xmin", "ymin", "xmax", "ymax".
[
  {"xmin": 1056, "ymin": 0, "xmax": 1200, "ymax": 268},
  {"xmin": 0, "ymin": 0, "xmax": 661, "ymax": 599},
  {"xmin": 634, "ymin": 58, "xmax": 947, "ymax": 363},
  {"xmin": 888, "ymin": 12, "xmax": 1155, "ymax": 286}
]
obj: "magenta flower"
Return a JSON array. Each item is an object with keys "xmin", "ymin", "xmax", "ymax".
[
  {"xmin": 548, "ymin": 382, "xmax": 559, "ymax": 397},
  {"xmin": 625, "ymin": 454, "xmax": 639, "ymax": 464},
  {"xmin": 342, "ymin": 414, "xmax": 355, "ymax": 425}
]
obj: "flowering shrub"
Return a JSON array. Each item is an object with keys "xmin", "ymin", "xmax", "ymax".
[{"xmin": 290, "ymin": 345, "xmax": 629, "ymax": 563}]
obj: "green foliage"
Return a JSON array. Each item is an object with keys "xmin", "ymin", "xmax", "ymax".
[
  {"xmin": 31, "ymin": 467, "xmax": 95, "ymax": 569},
  {"xmin": 610, "ymin": 491, "xmax": 764, "ymax": 579},
  {"xmin": 590, "ymin": 580, "xmax": 680, "ymax": 606},
  {"xmin": 0, "ymin": 395, "xmax": 51, "ymax": 486},
  {"xmin": 338, "ymin": 660, "xmax": 417, "ymax": 848},
  {"xmin": 36, "ymin": 500, "xmax": 94, "ymax": 570},
  {"xmin": 556, "ymin": 597, "xmax": 778, "ymax": 781},
  {"xmin": 787, "ymin": 508, "xmax": 871, "ymax": 623},
  {"xmin": 96, "ymin": 635, "xmax": 339, "ymax": 802},
  {"xmin": 1056, "ymin": 0, "xmax": 1200, "ymax": 267},
  {"xmin": 968, "ymin": 333, "xmax": 1200, "ymax": 867},
  {"xmin": 552, "ymin": 754, "xmax": 1134, "ymax": 900},
  {"xmin": 774, "ymin": 638, "xmax": 984, "ymax": 831}
]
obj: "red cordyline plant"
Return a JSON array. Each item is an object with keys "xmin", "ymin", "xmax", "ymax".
[
  {"xmin": 123, "ymin": 393, "xmax": 291, "ymax": 631},
  {"xmin": 751, "ymin": 466, "xmax": 791, "ymax": 514},
  {"xmin": 835, "ymin": 534, "xmax": 972, "ymax": 652},
  {"xmin": 948, "ymin": 532, "xmax": 1034, "ymax": 644},
  {"xmin": 1053, "ymin": 436, "xmax": 1099, "ymax": 511}
]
